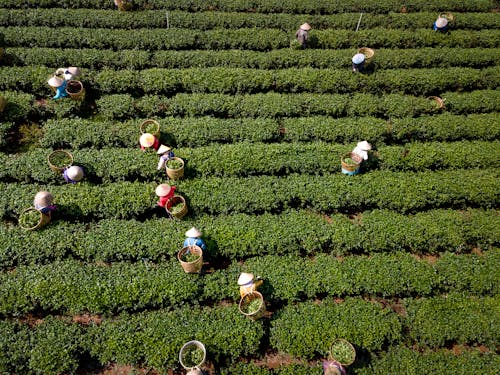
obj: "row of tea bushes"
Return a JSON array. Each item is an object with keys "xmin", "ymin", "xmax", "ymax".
[
  {"xmin": 3, "ymin": 65, "xmax": 499, "ymax": 96},
  {"xmin": 2, "ymin": 26, "xmax": 499, "ymax": 51},
  {"xmin": 1, "ymin": 208, "xmax": 497, "ymax": 267},
  {"xmin": 1, "ymin": 0, "xmax": 492, "ymax": 13},
  {"xmin": 1, "ymin": 141, "xmax": 497, "ymax": 183},
  {"xmin": 4, "ymin": 91, "xmax": 496, "ymax": 122},
  {"xmin": 0, "ymin": 306, "xmax": 264, "ymax": 374},
  {"xmin": 94, "ymin": 91, "xmax": 499, "ymax": 120},
  {"xmin": 2, "ymin": 9, "xmax": 498, "ymax": 30},
  {"xmin": 270, "ymin": 294, "xmax": 498, "ymax": 357},
  {"xmin": 1, "ymin": 251, "xmax": 497, "ymax": 315},
  {"xmin": 5, "ymin": 47, "xmax": 499, "ymax": 70},
  {"xmin": 220, "ymin": 347, "xmax": 500, "ymax": 375},
  {"xmin": 0, "ymin": 169, "xmax": 497, "ymax": 219},
  {"xmin": 39, "ymin": 113, "xmax": 500, "ymax": 150}
]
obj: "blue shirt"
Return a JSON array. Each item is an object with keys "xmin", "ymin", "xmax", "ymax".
[{"xmin": 183, "ymin": 237, "xmax": 207, "ymax": 251}]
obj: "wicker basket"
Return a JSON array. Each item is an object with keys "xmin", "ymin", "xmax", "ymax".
[
  {"xmin": 168, "ymin": 195, "xmax": 188, "ymax": 219},
  {"xmin": 239, "ymin": 291, "xmax": 266, "ymax": 320},
  {"xmin": 166, "ymin": 157, "xmax": 185, "ymax": 180},
  {"xmin": 427, "ymin": 96, "xmax": 445, "ymax": 109},
  {"xmin": 48, "ymin": 150, "xmax": 74, "ymax": 173},
  {"xmin": 341, "ymin": 152, "xmax": 361, "ymax": 173},
  {"xmin": 179, "ymin": 340, "xmax": 206, "ymax": 370},
  {"xmin": 19, "ymin": 207, "xmax": 51, "ymax": 230},
  {"xmin": 177, "ymin": 245, "xmax": 203, "ymax": 273},
  {"xmin": 65, "ymin": 80, "xmax": 85, "ymax": 100},
  {"xmin": 358, "ymin": 47, "xmax": 375, "ymax": 62},
  {"xmin": 328, "ymin": 339, "xmax": 356, "ymax": 366},
  {"xmin": 139, "ymin": 119, "xmax": 160, "ymax": 138},
  {"xmin": 115, "ymin": 0, "xmax": 132, "ymax": 11},
  {"xmin": 0, "ymin": 96, "xmax": 6, "ymax": 113},
  {"xmin": 439, "ymin": 12, "xmax": 454, "ymax": 22}
]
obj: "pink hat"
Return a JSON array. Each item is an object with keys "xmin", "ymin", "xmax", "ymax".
[
  {"xmin": 48, "ymin": 76, "xmax": 64, "ymax": 88},
  {"xmin": 155, "ymin": 184, "xmax": 172, "ymax": 197},
  {"xmin": 139, "ymin": 133, "xmax": 155, "ymax": 148}
]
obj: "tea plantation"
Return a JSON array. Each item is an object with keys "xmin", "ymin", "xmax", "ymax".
[{"xmin": 0, "ymin": 0, "xmax": 499, "ymax": 374}]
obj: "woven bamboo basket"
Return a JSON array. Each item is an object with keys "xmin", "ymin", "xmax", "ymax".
[
  {"xmin": 439, "ymin": 12, "xmax": 454, "ymax": 22},
  {"xmin": 139, "ymin": 119, "xmax": 160, "ymax": 138},
  {"xmin": 427, "ymin": 96, "xmax": 445, "ymax": 109},
  {"xmin": 239, "ymin": 291, "xmax": 266, "ymax": 320},
  {"xmin": 179, "ymin": 340, "xmax": 206, "ymax": 370},
  {"xmin": 177, "ymin": 245, "xmax": 203, "ymax": 273},
  {"xmin": 328, "ymin": 339, "xmax": 356, "ymax": 366},
  {"xmin": 168, "ymin": 195, "xmax": 188, "ymax": 219},
  {"xmin": 115, "ymin": 0, "xmax": 132, "ymax": 11},
  {"xmin": 19, "ymin": 207, "xmax": 51, "ymax": 230},
  {"xmin": 358, "ymin": 47, "xmax": 375, "ymax": 62},
  {"xmin": 341, "ymin": 152, "xmax": 361, "ymax": 173},
  {"xmin": 166, "ymin": 157, "xmax": 185, "ymax": 180},
  {"xmin": 47, "ymin": 150, "xmax": 73, "ymax": 173},
  {"xmin": 65, "ymin": 80, "xmax": 85, "ymax": 100}
]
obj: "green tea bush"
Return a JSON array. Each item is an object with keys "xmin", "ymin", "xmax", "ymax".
[
  {"xmin": 5, "ymin": 47, "xmax": 499, "ymax": 70},
  {"xmin": 404, "ymin": 293, "xmax": 500, "ymax": 348}
]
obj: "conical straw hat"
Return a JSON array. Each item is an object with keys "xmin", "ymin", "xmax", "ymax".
[
  {"xmin": 352, "ymin": 53, "xmax": 365, "ymax": 64},
  {"xmin": 139, "ymin": 133, "xmax": 155, "ymax": 148},
  {"xmin": 356, "ymin": 140, "xmax": 372, "ymax": 151},
  {"xmin": 48, "ymin": 76, "xmax": 64, "ymax": 88},
  {"xmin": 238, "ymin": 272, "xmax": 254, "ymax": 285},
  {"xmin": 435, "ymin": 17, "xmax": 448, "ymax": 28},
  {"xmin": 155, "ymin": 184, "xmax": 172, "ymax": 197},
  {"xmin": 66, "ymin": 165, "xmax": 84, "ymax": 181},
  {"xmin": 66, "ymin": 67, "xmax": 80, "ymax": 77},
  {"xmin": 34, "ymin": 191, "xmax": 53, "ymax": 207},
  {"xmin": 157, "ymin": 144, "xmax": 171, "ymax": 154},
  {"xmin": 300, "ymin": 23, "xmax": 312, "ymax": 31},
  {"xmin": 185, "ymin": 227, "xmax": 202, "ymax": 238}
]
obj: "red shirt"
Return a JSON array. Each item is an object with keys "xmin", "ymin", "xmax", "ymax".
[{"xmin": 157, "ymin": 186, "xmax": 176, "ymax": 208}]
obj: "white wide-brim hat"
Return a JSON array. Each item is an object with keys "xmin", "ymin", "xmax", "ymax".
[
  {"xmin": 352, "ymin": 53, "xmax": 365, "ymax": 64},
  {"xmin": 66, "ymin": 67, "xmax": 81, "ymax": 77},
  {"xmin": 155, "ymin": 183, "xmax": 172, "ymax": 197},
  {"xmin": 238, "ymin": 272, "xmax": 254, "ymax": 285},
  {"xmin": 157, "ymin": 144, "xmax": 171, "ymax": 154},
  {"xmin": 48, "ymin": 75, "xmax": 64, "ymax": 88},
  {"xmin": 34, "ymin": 191, "xmax": 53, "ymax": 207},
  {"xmin": 140, "ymin": 133, "xmax": 155, "ymax": 148},
  {"xmin": 300, "ymin": 23, "xmax": 312, "ymax": 31},
  {"xmin": 356, "ymin": 140, "xmax": 372, "ymax": 151},
  {"xmin": 185, "ymin": 227, "xmax": 202, "ymax": 238},
  {"xmin": 66, "ymin": 165, "xmax": 84, "ymax": 181},
  {"xmin": 435, "ymin": 17, "xmax": 448, "ymax": 28}
]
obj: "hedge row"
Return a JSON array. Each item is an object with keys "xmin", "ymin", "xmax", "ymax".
[
  {"xmin": 2, "ymin": 9, "xmax": 499, "ymax": 30},
  {"xmin": 0, "ymin": 306, "xmax": 264, "ymax": 374},
  {"xmin": 39, "ymin": 113, "xmax": 500, "ymax": 150},
  {"xmin": 2, "ymin": 26, "xmax": 499, "ymax": 51},
  {"xmin": 1, "ymin": 208, "xmax": 498, "ymax": 267},
  {"xmin": 221, "ymin": 348, "xmax": 500, "ymax": 375},
  {"xmin": 95, "ymin": 67, "xmax": 500, "ymax": 96},
  {"xmin": 2, "ymin": 251, "xmax": 498, "ymax": 315},
  {"xmin": 0, "ymin": 169, "xmax": 498, "ymax": 220},
  {"xmin": 94, "ymin": 91, "xmax": 500, "ymax": 120},
  {"xmin": 6, "ymin": 65, "xmax": 498, "ymax": 97},
  {"xmin": 0, "ymin": 91, "xmax": 35, "ymax": 123},
  {"xmin": 270, "ymin": 294, "xmax": 499, "ymax": 359},
  {"xmin": 404, "ymin": 293, "xmax": 500, "ymax": 348},
  {"xmin": 5, "ymin": 47, "xmax": 499, "ymax": 70},
  {"xmin": 1, "ymin": 141, "xmax": 497, "ymax": 184},
  {"xmin": 1, "ymin": 0, "xmax": 493, "ymax": 13},
  {"xmin": 4, "ymin": 91, "xmax": 496, "ymax": 122},
  {"xmin": 354, "ymin": 346, "xmax": 500, "ymax": 375}
]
